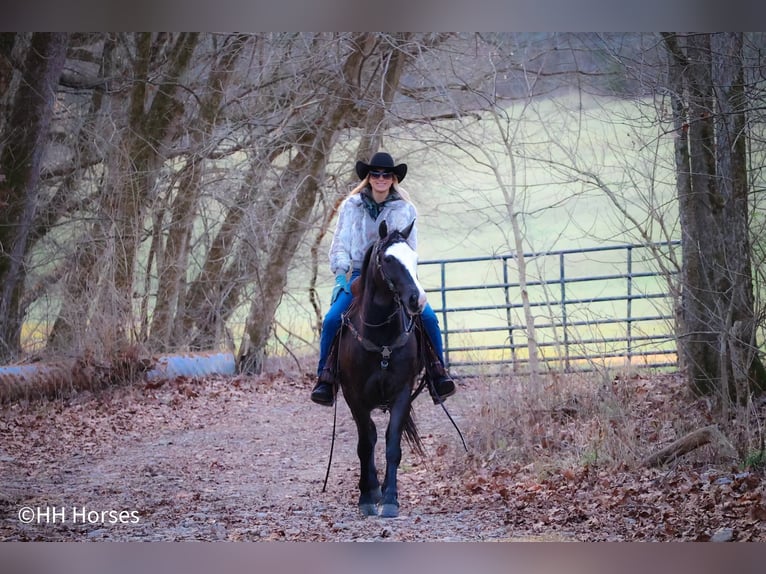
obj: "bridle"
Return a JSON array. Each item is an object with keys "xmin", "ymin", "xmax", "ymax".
[{"xmin": 342, "ymin": 237, "xmax": 416, "ymax": 370}]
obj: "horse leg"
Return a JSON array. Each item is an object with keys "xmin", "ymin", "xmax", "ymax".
[
  {"xmin": 379, "ymin": 390, "xmax": 411, "ymax": 518},
  {"xmin": 354, "ymin": 412, "xmax": 381, "ymax": 516}
]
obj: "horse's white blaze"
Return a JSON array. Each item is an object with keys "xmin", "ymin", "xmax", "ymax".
[{"xmin": 385, "ymin": 242, "xmax": 427, "ymax": 310}]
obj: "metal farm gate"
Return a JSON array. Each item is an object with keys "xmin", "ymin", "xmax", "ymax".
[{"xmin": 419, "ymin": 241, "xmax": 681, "ymax": 375}]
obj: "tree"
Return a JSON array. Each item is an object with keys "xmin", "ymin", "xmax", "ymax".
[
  {"xmin": 236, "ymin": 33, "xmax": 425, "ymax": 374},
  {"xmin": 47, "ymin": 33, "xmax": 200, "ymax": 355},
  {"xmin": 0, "ymin": 33, "xmax": 69, "ymax": 362},
  {"xmin": 0, "ymin": 32, "xmax": 457, "ymax": 373},
  {"xmin": 393, "ymin": 33, "xmax": 670, "ymax": 380},
  {"xmin": 663, "ymin": 32, "xmax": 766, "ymax": 399},
  {"xmin": 148, "ymin": 34, "xmax": 250, "ymax": 350}
]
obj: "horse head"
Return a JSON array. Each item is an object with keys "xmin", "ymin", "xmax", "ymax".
[{"xmin": 375, "ymin": 220, "xmax": 427, "ymax": 316}]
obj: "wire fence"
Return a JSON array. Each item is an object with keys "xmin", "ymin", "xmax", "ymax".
[{"xmin": 419, "ymin": 241, "xmax": 681, "ymax": 376}]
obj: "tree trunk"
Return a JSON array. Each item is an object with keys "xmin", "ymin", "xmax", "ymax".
[
  {"xmin": 109, "ymin": 33, "xmax": 198, "ymax": 343},
  {"xmin": 237, "ymin": 33, "xmax": 380, "ymax": 374},
  {"xmin": 641, "ymin": 425, "xmax": 734, "ymax": 467},
  {"xmin": 0, "ymin": 33, "xmax": 68, "ymax": 361},
  {"xmin": 236, "ymin": 121, "xmax": 345, "ymax": 374},
  {"xmin": 663, "ymin": 32, "xmax": 766, "ymax": 398},
  {"xmin": 0, "ymin": 33, "xmax": 16, "ymax": 131},
  {"xmin": 49, "ymin": 33, "xmax": 199, "ymax": 355},
  {"xmin": 46, "ymin": 36, "xmax": 115, "ymax": 351},
  {"xmin": 711, "ymin": 33, "xmax": 766, "ymax": 397},
  {"xmin": 150, "ymin": 35, "xmax": 248, "ymax": 350}
]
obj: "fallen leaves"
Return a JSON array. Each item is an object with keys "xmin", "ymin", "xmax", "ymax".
[
  {"xmin": 457, "ymin": 461, "xmax": 766, "ymax": 541},
  {"xmin": 0, "ymin": 371, "xmax": 764, "ymax": 541}
]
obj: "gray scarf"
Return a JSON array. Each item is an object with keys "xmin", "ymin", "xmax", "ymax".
[{"xmin": 360, "ymin": 188, "xmax": 401, "ymax": 220}]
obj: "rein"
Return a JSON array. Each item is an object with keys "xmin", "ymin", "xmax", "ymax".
[{"xmin": 359, "ymin": 306, "xmax": 400, "ymax": 328}]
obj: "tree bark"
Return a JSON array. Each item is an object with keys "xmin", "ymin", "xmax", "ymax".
[
  {"xmin": 663, "ymin": 32, "xmax": 766, "ymax": 398},
  {"xmin": 641, "ymin": 425, "xmax": 733, "ymax": 467},
  {"xmin": 0, "ymin": 33, "xmax": 68, "ymax": 361},
  {"xmin": 149, "ymin": 34, "xmax": 249, "ymax": 350}
]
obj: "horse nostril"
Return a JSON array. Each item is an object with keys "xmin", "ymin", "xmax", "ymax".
[{"xmin": 409, "ymin": 293, "xmax": 426, "ymax": 313}]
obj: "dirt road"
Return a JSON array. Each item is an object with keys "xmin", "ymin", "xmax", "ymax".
[{"xmin": 1, "ymin": 371, "xmax": 529, "ymax": 542}]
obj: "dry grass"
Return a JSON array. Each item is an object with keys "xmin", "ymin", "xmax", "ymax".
[{"xmin": 458, "ymin": 370, "xmax": 761, "ymax": 477}]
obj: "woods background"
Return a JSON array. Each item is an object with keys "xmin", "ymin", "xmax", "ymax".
[{"xmin": 2, "ymin": 32, "xmax": 766, "ymax": 406}]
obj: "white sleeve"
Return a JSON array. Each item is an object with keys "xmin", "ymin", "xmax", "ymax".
[
  {"xmin": 411, "ymin": 205, "xmax": 418, "ymax": 251},
  {"xmin": 403, "ymin": 203, "xmax": 418, "ymax": 251},
  {"xmin": 329, "ymin": 199, "xmax": 352, "ymax": 275}
]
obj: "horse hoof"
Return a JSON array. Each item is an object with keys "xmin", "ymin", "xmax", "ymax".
[
  {"xmin": 358, "ymin": 503, "xmax": 378, "ymax": 516},
  {"xmin": 378, "ymin": 503, "xmax": 399, "ymax": 518}
]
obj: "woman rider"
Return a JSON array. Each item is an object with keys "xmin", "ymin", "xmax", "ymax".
[{"xmin": 311, "ymin": 152, "xmax": 456, "ymax": 406}]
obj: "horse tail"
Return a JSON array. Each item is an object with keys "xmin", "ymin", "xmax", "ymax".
[{"xmin": 403, "ymin": 411, "xmax": 426, "ymax": 459}]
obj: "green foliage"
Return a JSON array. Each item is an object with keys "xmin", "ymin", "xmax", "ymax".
[{"xmin": 742, "ymin": 449, "xmax": 766, "ymax": 471}]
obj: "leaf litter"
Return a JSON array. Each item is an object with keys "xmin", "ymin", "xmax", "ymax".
[{"xmin": 0, "ymin": 370, "xmax": 764, "ymax": 541}]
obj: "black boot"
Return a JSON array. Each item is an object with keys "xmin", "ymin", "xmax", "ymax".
[
  {"xmin": 310, "ymin": 370, "xmax": 336, "ymax": 406},
  {"xmin": 428, "ymin": 362, "xmax": 456, "ymax": 404}
]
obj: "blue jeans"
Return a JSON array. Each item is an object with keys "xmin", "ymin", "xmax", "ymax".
[{"xmin": 317, "ymin": 270, "xmax": 446, "ymax": 374}]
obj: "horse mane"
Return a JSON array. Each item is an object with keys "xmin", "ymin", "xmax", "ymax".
[
  {"xmin": 351, "ymin": 242, "xmax": 374, "ymax": 299},
  {"xmin": 347, "ymin": 243, "xmax": 372, "ymax": 318}
]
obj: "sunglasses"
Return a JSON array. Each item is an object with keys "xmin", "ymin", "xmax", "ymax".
[{"xmin": 368, "ymin": 170, "xmax": 394, "ymax": 180}]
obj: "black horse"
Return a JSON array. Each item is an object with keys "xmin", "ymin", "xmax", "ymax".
[{"xmin": 336, "ymin": 220, "xmax": 426, "ymax": 518}]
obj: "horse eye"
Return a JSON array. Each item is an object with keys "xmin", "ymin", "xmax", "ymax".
[{"xmin": 384, "ymin": 255, "xmax": 393, "ymax": 263}]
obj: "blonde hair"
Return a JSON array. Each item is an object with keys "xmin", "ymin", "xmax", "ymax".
[{"xmin": 349, "ymin": 175, "xmax": 412, "ymax": 203}]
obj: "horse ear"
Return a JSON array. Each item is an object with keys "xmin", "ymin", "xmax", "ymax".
[
  {"xmin": 378, "ymin": 220, "xmax": 388, "ymax": 239},
  {"xmin": 401, "ymin": 219, "xmax": 415, "ymax": 240}
]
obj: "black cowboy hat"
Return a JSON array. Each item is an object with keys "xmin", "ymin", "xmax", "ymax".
[{"xmin": 355, "ymin": 152, "xmax": 407, "ymax": 182}]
